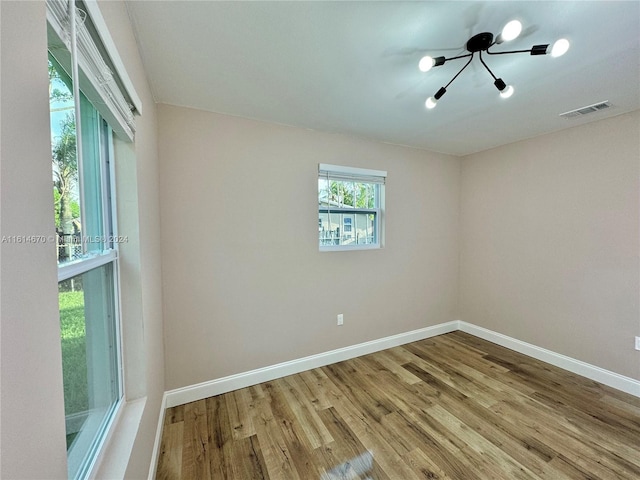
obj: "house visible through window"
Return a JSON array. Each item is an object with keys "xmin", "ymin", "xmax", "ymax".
[{"xmin": 318, "ymin": 164, "xmax": 386, "ymax": 250}]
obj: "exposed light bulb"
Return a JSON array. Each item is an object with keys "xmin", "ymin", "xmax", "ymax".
[
  {"xmin": 501, "ymin": 20, "xmax": 522, "ymax": 42},
  {"xmin": 499, "ymin": 85, "xmax": 514, "ymax": 99},
  {"xmin": 550, "ymin": 38, "xmax": 570, "ymax": 57},
  {"xmin": 419, "ymin": 55, "xmax": 435, "ymax": 72},
  {"xmin": 425, "ymin": 96, "xmax": 437, "ymax": 109}
]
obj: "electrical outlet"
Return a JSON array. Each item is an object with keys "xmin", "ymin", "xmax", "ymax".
[
  {"xmin": 635, "ymin": 336, "xmax": 640, "ymax": 351},
  {"xmin": 337, "ymin": 314, "xmax": 344, "ymax": 326}
]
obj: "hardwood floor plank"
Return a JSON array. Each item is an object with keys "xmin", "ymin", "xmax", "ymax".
[
  {"xmin": 275, "ymin": 375, "xmax": 334, "ymax": 449},
  {"xmin": 490, "ymin": 398, "xmax": 639, "ymax": 479},
  {"xmin": 157, "ymin": 333, "xmax": 640, "ymax": 479},
  {"xmin": 442, "ymin": 393, "xmax": 573, "ymax": 479},
  {"xmin": 206, "ymin": 394, "xmax": 233, "ymax": 479},
  {"xmin": 381, "ymin": 410, "xmax": 482, "ymax": 480},
  {"xmin": 251, "ymin": 386, "xmax": 303, "ymax": 480},
  {"xmin": 403, "ymin": 362, "xmax": 469, "ymax": 402},
  {"xmin": 417, "ymin": 335, "xmax": 534, "ymax": 396},
  {"xmin": 182, "ymin": 400, "xmax": 211, "ymax": 480},
  {"xmin": 225, "ymin": 434, "xmax": 270, "ymax": 480},
  {"xmin": 385, "ymin": 345, "xmax": 425, "ymax": 365},
  {"xmin": 530, "ymin": 388, "xmax": 640, "ymax": 440},
  {"xmin": 165, "ymin": 404, "xmax": 185, "ymax": 426},
  {"xmin": 526, "ymin": 391, "xmax": 640, "ymax": 468},
  {"xmin": 328, "ymin": 408, "xmax": 424, "ymax": 480},
  {"xmin": 404, "ymin": 343, "xmax": 501, "ymax": 408},
  {"xmin": 322, "ymin": 372, "xmax": 425, "ymax": 479},
  {"xmin": 402, "ymin": 447, "xmax": 452, "ymax": 480},
  {"xmin": 157, "ymin": 421, "xmax": 184, "ymax": 480},
  {"xmin": 547, "ymin": 454, "xmax": 605, "ymax": 480},
  {"xmin": 366, "ymin": 350, "xmax": 423, "ymax": 385},
  {"xmin": 262, "ymin": 380, "xmax": 322, "ymax": 478},
  {"xmin": 426, "ymin": 403, "xmax": 541, "ymax": 480},
  {"xmin": 226, "ymin": 387, "xmax": 256, "ymax": 440},
  {"xmin": 322, "ymin": 362, "xmax": 395, "ymax": 423},
  {"xmin": 602, "ymin": 393, "xmax": 640, "ymax": 416},
  {"xmin": 292, "ymin": 369, "xmax": 334, "ymax": 411},
  {"xmin": 349, "ymin": 356, "xmax": 434, "ymax": 415},
  {"xmin": 315, "ymin": 407, "xmax": 391, "ymax": 480}
]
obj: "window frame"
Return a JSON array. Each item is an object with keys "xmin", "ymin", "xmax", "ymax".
[
  {"xmin": 318, "ymin": 163, "xmax": 386, "ymax": 252},
  {"xmin": 49, "ymin": 81, "xmax": 124, "ymax": 479},
  {"xmin": 46, "ymin": 1, "xmax": 135, "ymax": 478}
]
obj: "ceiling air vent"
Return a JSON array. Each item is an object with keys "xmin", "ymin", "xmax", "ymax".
[{"xmin": 559, "ymin": 101, "xmax": 611, "ymax": 119}]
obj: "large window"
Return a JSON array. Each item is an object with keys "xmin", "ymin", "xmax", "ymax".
[
  {"xmin": 318, "ymin": 164, "xmax": 386, "ymax": 251},
  {"xmin": 50, "ymin": 57, "xmax": 121, "ymax": 480},
  {"xmin": 47, "ymin": 1, "xmax": 136, "ymax": 478}
]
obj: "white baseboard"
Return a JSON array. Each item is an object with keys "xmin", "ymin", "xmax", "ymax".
[
  {"xmin": 458, "ymin": 321, "xmax": 640, "ymax": 398},
  {"xmin": 151, "ymin": 319, "xmax": 640, "ymax": 476},
  {"xmin": 164, "ymin": 321, "xmax": 459, "ymax": 408},
  {"xmin": 164, "ymin": 320, "xmax": 640, "ymax": 410},
  {"xmin": 147, "ymin": 392, "xmax": 167, "ymax": 480}
]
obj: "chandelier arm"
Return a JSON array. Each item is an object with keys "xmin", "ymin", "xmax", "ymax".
[
  {"xmin": 443, "ymin": 53, "xmax": 474, "ymax": 89},
  {"xmin": 478, "ymin": 51, "xmax": 498, "ymax": 81},
  {"xmin": 486, "ymin": 47, "xmax": 533, "ymax": 55},
  {"xmin": 442, "ymin": 52, "xmax": 473, "ymax": 63}
]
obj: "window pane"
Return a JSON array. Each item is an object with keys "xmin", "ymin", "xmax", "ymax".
[
  {"xmin": 79, "ymin": 93, "xmax": 106, "ymax": 253},
  {"xmin": 59, "ymin": 262, "xmax": 119, "ymax": 479},
  {"xmin": 50, "ymin": 59, "xmax": 109, "ymax": 263},
  {"xmin": 49, "ymin": 56, "xmax": 82, "ymax": 264},
  {"xmin": 319, "ymin": 211, "xmax": 377, "ymax": 246},
  {"xmin": 319, "ymin": 177, "xmax": 380, "ymax": 247}
]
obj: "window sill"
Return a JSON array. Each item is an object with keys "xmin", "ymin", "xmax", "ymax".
[
  {"xmin": 319, "ymin": 244, "xmax": 381, "ymax": 252},
  {"xmin": 89, "ymin": 397, "xmax": 146, "ymax": 479}
]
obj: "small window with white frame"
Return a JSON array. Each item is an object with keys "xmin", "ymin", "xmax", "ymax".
[{"xmin": 318, "ymin": 164, "xmax": 386, "ymax": 251}]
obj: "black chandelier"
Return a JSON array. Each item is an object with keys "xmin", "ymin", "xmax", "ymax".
[{"xmin": 419, "ymin": 20, "xmax": 569, "ymax": 108}]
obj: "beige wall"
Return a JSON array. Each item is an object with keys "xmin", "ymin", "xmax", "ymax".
[
  {"xmin": 460, "ymin": 110, "xmax": 640, "ymax": 380},
  {"xmin": 158, "ymin": 104, "xmax": 461, "ymax": 390},
  {"xmin": 1, "ymin": 2, "xmax": 68, "ymax": 477},
  {"xmin": 0, "ymin": 1, "xmax": 165, "ymax": 478}
]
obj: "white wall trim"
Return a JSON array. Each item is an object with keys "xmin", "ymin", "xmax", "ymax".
[
  {"xmin": 164, "ymin": 321, "xmax": 459, "ymax": 409},
  {"xmin": 163, "ymin": 320, "xmax": 640, "ymax": 410},
  {"xmin": 147, "ymin": 392, "xmax": 168, "ymax": 480},
  {"xmin": 458, "ymin": 321, "xmax": 640, "ymax": 398}
]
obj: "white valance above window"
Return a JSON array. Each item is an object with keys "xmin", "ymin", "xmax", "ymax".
[
  {"xmin": 47, "ymin": 0, "xmax": 138, "ymax": 141},
  {"xmin": 318, "ymin": 163, "xmax": 387, "ymax": 185}
]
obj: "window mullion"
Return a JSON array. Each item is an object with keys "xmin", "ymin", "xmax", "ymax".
[
  {"xmin": 100, "ymin": 121, "xmax": 111, "ymax": 250},
  {"xmin": 326, "ymin": 171, "xmax": 332, "ymax": 244},
  {"xmin": 69, "ymin": 0, "xmax": 88, "ymax": 256},
  {"xmin": 57, "ymin": 250, "xmax": 117, "ymax": 282}
]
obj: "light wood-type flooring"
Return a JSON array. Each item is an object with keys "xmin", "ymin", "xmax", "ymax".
[{"xmin": 156, "ymin": 331, "xmax": 640, "ymax": 479}]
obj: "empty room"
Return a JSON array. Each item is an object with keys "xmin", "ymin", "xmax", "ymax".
[{"xmin": 1, "ymin": 1, "xmax": 639, "ymax": 479}]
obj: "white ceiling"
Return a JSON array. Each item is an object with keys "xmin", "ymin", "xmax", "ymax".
[{"xmin": 126, "ymin": 1, "xmax": 640, "ymax": 156}]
